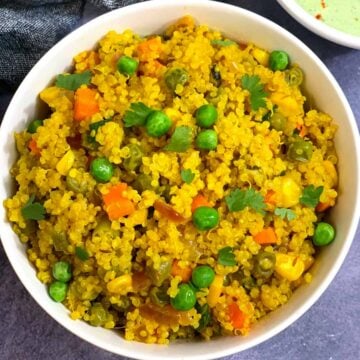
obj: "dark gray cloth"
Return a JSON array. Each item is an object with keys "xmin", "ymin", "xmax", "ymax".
[{"xmin": 0, "ymin": 0, "xmax": 142, "ymax": 90}]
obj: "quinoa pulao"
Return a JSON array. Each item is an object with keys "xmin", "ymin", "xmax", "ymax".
[{"xmin": 4, "ymin": 16, "xmax": 338, "ymax": 344}]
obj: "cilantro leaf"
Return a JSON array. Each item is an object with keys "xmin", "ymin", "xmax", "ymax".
[
  {"xmin": 218, "ymin": 246, "xmax": 237, "ymax": 266},
  {"xmin": 123, "ymin": 102, "xmax": 154, "ymax": 128},
  {"xmin": 21, "ymin": 195, "xmax": 46, "ymax": 221},
  {"xmin": 211, "ymin": 39, "xmax": 236, "ymax": 47},
  {"xmin": 75, "ymin": 246, "xmax": 89, "ymax": 261},
  {"xmin": 88, "ymin": 118, "xmax": 111, "ymax": 143},
  {"xmin": 196, "ymin": 303, "xmax": 211, "ymax": 332},
  {"xmin": 241, "ymin": 74, "xmax": 268, "ymax": 111},
  {"xmin": 274, "ymin": 207, "xmax": 297, "ymax": 221},
  {"xmin": 300, "ymin": 185, "xmax": 324, "ymax": 208},
  {"xmin": 225, "ymin": 188, "xmax": 266, "ymax": 215},
  {"xmin": 164, "ymin": 126, "xmax": 192, "ymax": 152},
  {"xmin": 55, "ymin": 70, "xmax": 92, "ymax": 91},
  {"xmin": 181, "ymin": 169, "xmax": 195, "ymax": 184}
]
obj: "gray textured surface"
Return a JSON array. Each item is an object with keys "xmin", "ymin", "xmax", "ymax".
[{"xmin": 1, "ymin": 1, "xmax": 360, "ymax": 359}]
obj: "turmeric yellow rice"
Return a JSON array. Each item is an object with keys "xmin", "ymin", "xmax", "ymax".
[{"xmin": 4, "ymin": 16, "xmax": 338, "ymax": 344}]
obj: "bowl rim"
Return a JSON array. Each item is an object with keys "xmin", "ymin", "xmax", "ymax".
[
  {"xmin": 277, "ymin": 0, "xmax": 360, "ymax": 49},
  {"xmin": 1, "ymin": 0, "xmax": 360, "ymax": 359}
]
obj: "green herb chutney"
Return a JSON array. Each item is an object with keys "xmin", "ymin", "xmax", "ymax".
[{"xmin": 296, "ymin": 0, "xmax": 360, "ymax": 36}]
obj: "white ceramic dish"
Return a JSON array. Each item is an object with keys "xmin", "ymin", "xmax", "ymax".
[
  {"xmin": 277, "ymin": 0, "xmax": 360, "ymax": 49},
  {"xmin": 0, "ymin": 1, "xmax": 359, "ymax": 359}
]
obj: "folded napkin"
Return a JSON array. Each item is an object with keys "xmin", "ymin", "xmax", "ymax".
[{"xmin": 0, "ymin": 0, "xmax": 142, "ymax": 90}]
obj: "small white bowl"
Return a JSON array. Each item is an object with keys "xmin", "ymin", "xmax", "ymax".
[
  {"xmin": 277, "ymin": 0, "xmax": 360, "ymax": 49},
  {"xmin": 0, "ymin": 1, "xmax": 359, "ymax": 359}
]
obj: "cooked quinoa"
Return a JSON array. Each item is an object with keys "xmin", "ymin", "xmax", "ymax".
[{"xmin": 4, "ymin": 16, "xmax": 338, "ymax": 344}]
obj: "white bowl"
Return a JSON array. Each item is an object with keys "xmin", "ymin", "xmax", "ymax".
[
  {"xmin": 1, "ymin": 1, "xmax": 359, "ymax": 359},
  {"xmin": 277, "ymin": 0, "xmax": 360, "ymax": 49}
]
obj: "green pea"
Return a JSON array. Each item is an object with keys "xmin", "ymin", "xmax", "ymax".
[
  {"xmin": 253, "ymin": 251, "xmax": 276, "ymax": 279},
  {"xmin": 52, "ymin": 261, "xmax": 72, "ymax": 283},
  {"xmin": 164, "ymin": 68, "xmax": 189, "ymax": 92},
  {"xmin": 191, "ymin": 265, "xmax": 215, "ymax": 288},
  {"xmin": 145, "ymin": 111, "xmax": 172, "ymax": 137},
  {"xmin": 170, "ymin": 283, "xmax": 196, "ymax": 311},
  {"xmin": 49, "ymin": 281, "xmax": 68, "ymax": 302},
  {"xmin": 192, "ymin": 206, "xmax": 219, "ymax": 231},
  {"xmin": 123, "ymin": 143, "xmax": 144, "ymax": 171},
  {"xmin": 90, "ymin": 157, "xmax": 114, "ymax": 183},
  {"xmin": 27, "ymin": 119, "xmax": 43, "ymax": 134},
  {"xmin": 117, "ymin": 55, "xmax": 139, "ymax": 76},
  {"xmin": 285, "ymin": 67, "xmax": 304, "ymax": 86},
  {"xmin": 269, "ymin": 50, "xmax": 289, "ymax": 71},
  {"xmin": 196, "ymin": 104, "xmax": 218, "ymax": 128},
  {"xmin": 269, "ymin": 112, "xmax": 286, "ymax": 131},
  {"xmin": 89, "ymin": 303, "xmax": 107, "ymax": 327},
  {"xmin": 313, "ymin": 222, "xmax": 335, "ymax": 246},
  {"xmin": 287, "ymin": 138, "xmax": 313, "ymax": 162},
  {"xmin": 195, "ymin": 129, "xmax": 218, "ymax": 150},
  {"xmin": 132, "ymin": 173, "xmax": 154, "ymax": 193}
]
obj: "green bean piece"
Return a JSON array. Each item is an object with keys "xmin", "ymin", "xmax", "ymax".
[
  {"xmin": 253, "ymin": 251, "xmax": 276, "ymax": 279},
  {"xmin": 149, "ymin": 285, "xmax": 170, "ymax": 306},
  {"xmin": 89, "ymin": 303, "xmax": 107, "ymax": 326},
  {"xmin": 227, "ymin": 271, "xmax": 243, "ymax": 284},
  {"xmin": 205, "ymin": 87, "xmax": 225, "ymax": 106},
  {"xmin": 92, "ymin": 218, "xmax": 119, "ymax": 239},
  {"xmin": 146, "ymin": 259, "xmax": 172, "ymax": 287},
  {"xmin": 66, "ymin": 174, "xmax": 88, "ymax": 194},
  {"xmin": 285, "ymin": 67, "xmax": 304, "ymax": 87},
  {"xmin": 164, "ymin": 68, "xmax": 189, "ymax": 92},
  {"xmin": 269, "ymin": 112, "xmax": 286, "ymax": 131},
  {"xmin": 52, "ymin": 231, "xmax": 70, "ymax": 253},
  {"xmin": 241, "ymin": 276, "xmax": 256, "ymax": 290},
  {"xmin": 287, "ymin": 138, "xmax": 313, "ymax": 162},
  {"xmin": 123, "ymin": 143, "xmax": 144, "ymax": 171},
  {"xmin": 132, "ymin": 173, "xmax": 154, "ymax": 193}
]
